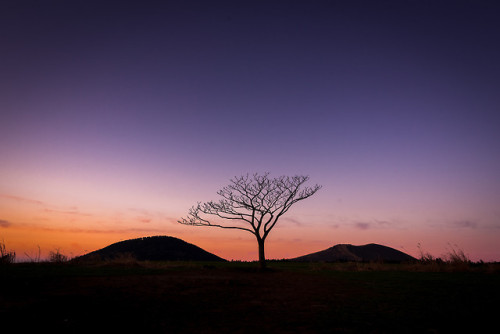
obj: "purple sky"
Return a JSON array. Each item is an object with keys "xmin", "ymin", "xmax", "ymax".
[{"xmin": 1, "ymin": 1, "xmax": 500, "ymax": 261}]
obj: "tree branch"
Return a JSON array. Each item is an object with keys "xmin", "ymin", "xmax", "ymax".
[{"xmin": 178, "ymin": 173, "xmax": 322, "ymax": 243}]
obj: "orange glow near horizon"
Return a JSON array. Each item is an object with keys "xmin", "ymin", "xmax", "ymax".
[
  {"xmin": 4, "ymin": 222, "xmax": 499, "ymax": 263},
  {"xmin": 2, "ymin": 0, "xmax": 500, "ymax": 265},
  {"xmin": 2, "ymin": 191, "xmax": 499, "ymax": 263}
]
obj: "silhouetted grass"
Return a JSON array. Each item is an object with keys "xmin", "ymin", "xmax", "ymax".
[
  {"xmin": 0, "ymin": 239, "xmax": 16, "ymax": 264},
  {"xmin": 48, "ymin": 248, "xmax": 69, "ymax": 263},
  {"xmin": 2, "ymin": 241, "xmax": 498, "ymax": 332}
]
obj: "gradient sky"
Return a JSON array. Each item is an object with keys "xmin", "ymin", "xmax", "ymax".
[{"xmin": 1, "ymin": 0, "xmax": 499, "ymax": 261}]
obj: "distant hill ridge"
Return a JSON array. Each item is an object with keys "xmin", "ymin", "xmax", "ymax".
[
  {"xmin": 291, "ymin": 243, "xmax": 415, "ymax": 262},
  {"xmin": 76, "ymin": 236, "xmax": 226, "ymax": 262}
]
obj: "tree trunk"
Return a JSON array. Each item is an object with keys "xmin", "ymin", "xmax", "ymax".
[{"xmin": 257, "ymin": 237, "xmax": 266, "ymax": 270}]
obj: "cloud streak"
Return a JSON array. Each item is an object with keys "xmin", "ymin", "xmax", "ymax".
[
  {"xmin": 9, "ymin": 221, "xmax": 169, "ymax": 235},
  {"xmin": 280, "ymin": 217, "xmax": 303, "ymax": 226},
  {"xmin": 354, "ymin": 222, "xmax": 371, "ymax": 230},
  {"xmin": 1, "ymin": 194, "xmax": 93, "ymax": 217},
  {"xmin": 0, "ymin": 219, "xmax": 11, "ymax": 228},
  {"xmin": 0, "ymin": 194, "xmax": 46, "ymax": 206},
  {"xmin": 43, "ymin": 208, "xmax": 93, "ymax": 217},
  {"xmin": 450, "ymin": 220, "xmax": 478, "ymax": 229},
  {"xmin": 353, "ymin": 220, "xmax": 398, "ymax": 230}
]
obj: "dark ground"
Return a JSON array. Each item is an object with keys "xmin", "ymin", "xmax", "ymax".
[{"xmin": 1, "ymin": 261, "xmax": 499, "ymax": 333}]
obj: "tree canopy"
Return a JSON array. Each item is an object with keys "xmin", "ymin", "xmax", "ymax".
[{"xmin": 179, "ymin": 173, "xmax": 321, "ymax": 268}]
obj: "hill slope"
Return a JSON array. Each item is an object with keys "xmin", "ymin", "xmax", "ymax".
[
  {"xmin": 291, "ymin": 243, "xmax": 415, "ymax": 262},
  {"xmin": 76, "ymin": 236, "xmax": 226, "ymax": 262}
]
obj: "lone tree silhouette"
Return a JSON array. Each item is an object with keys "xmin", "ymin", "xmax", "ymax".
[{"xmin": 178, "ymin": 173, "xmax": 321, "ymax": 269}]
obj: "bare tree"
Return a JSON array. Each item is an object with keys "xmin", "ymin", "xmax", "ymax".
[{"xmin": 178, "ymin": 173, "xmax": 321, "ymax": 269}]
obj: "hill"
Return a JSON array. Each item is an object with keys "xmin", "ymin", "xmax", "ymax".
[
  {"xmin": 76, "ymin": 235, "xmax": 226, "ymax": 262},
  {"xmin": 291, "ymin": 243, "xmax": 415, "ymax": 263}
]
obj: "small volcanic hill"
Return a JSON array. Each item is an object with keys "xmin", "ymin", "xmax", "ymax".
[
  {"xmin": 291, "ymin": 243, "xmax": 415, "ymax": 263},
  {"xmin": 76, "ymin": 236, "xmax": 226, "ymax": 262}
]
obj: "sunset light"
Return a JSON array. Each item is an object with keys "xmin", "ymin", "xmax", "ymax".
[{"xmin": 1, "ymin": 0, "xmax": 499, "ymax": 263}]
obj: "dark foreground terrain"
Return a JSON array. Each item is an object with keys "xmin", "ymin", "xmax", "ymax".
[{"xmin": 1, "ymin": 261, "xmax": 499, "ymax": 333}]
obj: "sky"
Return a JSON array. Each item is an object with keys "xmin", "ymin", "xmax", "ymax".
[{"xmin": 1, "ymin": 0, "xmax": 499, "ymax": 262}]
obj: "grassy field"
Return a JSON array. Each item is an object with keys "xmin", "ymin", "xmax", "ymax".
[{"xmin": 1, "ymin": 261, "xmax": 499, "ymax": 333}]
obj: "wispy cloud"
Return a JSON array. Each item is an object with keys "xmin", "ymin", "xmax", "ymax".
[
  {"xmin": 2, "ymin": 194, "xmax": 180, "ymax": 234},
  {"xmin": 0, "ymin": 194, "xmax": 46, "ymax": 206},
  {"xmin": 1, "ymin": 193, "xmax": 94, "ymax": 219},
  {"xmin": 128, "ymin": 207, "xmax": 177, "ymax": 225},
  {"xmin": 428, "ymin": 218, "xmax": 499, "ymax": 230},
  {"xmin": 43, "ymin": 208, "xmax": 93, "ymax": 217},
  {"xmin": 450, "ymin": 220, "xmax": 478, "ymax": 229},
  {"xmin": 281, "ymin": 217, "xmax": 303, "ymax": 226},
  {"xmin": 354, "ymin": 222, "xmax": 371, "ymax": 230},
  {"xmin": 10, "ymin": 221, "xmax": 168, "ymax": 235},
  {"xmin": 0, "ymin": 219, "xmax": 11, "ymax": 228},
  {"xmin": 0, "ymin": 194, "xmax": 94, "ymax": 220},
  {"xmin": 353, "ymin": 220, "xmax": 398, "ymax": 230}
]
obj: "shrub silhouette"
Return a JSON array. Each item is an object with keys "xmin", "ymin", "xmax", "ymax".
[
  {"xmin": 49, "ymin": 248, "xmax": 69, "ymax": 263},
  {"xmin": 0, "ymin": 240, "xmax": 15, "ymax": 264}
]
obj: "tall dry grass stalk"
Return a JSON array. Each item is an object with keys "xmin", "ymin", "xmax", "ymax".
[
  {"xmin": 0, "ymin": 239, "xmax": 16, "ymax": 264},
  {"xmin": 414, "ymin": 243, "xmax": 475, "ymax": 272},
  {"xmin": 24, "ymin": 245, "xmax": 42, "ymax": 263},
  {"xmin": 48, "ymin": 248, "xmax": 69, "ymax": 263}
]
